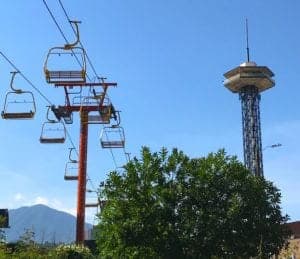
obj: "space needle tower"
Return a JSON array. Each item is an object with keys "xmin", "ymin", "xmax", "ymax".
[{"xmin": 223, "ymin": 21, "xmax": 275, "ymax": 177}]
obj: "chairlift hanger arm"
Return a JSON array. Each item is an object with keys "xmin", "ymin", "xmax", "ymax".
[
  {"xmin": 46, "ymin": 106, "xmax": 57, "ymax": 122},
  {"xmin": 10, "ymin": 71, "xmax": 22, "ymax": 93},
  {"xmin": 69, "ymin": 147, "xmax": 78, "ymax": 163},
  {"xmin": 64, "ymin": 21, "xmax": 81, "ymax": 49}
]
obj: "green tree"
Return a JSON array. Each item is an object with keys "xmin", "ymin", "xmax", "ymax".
[
  {"xmin": 96, "ymin": 147, "xmax": 290, "ymax": 258},
  {"xmin": 0, "ymin": 216, "xmax": 6, "ymax": 244},
  {"xmin": 0, "ymin": 216, "xmax": 5, "ymax": 229}
]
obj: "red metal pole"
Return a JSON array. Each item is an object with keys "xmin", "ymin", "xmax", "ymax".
[{"xmin": 76, "ymin": 110, "xmax": 88, "ymax": 244}]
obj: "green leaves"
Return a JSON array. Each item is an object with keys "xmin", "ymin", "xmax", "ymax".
[{"xmin": 96, "ymin": 147, "xmax": 290, "ymax": 258}]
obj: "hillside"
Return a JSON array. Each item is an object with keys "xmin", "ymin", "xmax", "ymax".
[{"xmin": 4, "ymin": 204, "xmax": 92, "ymax": 243}]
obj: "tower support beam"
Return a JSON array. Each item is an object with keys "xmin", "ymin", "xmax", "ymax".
[
  {"xmin": 76, "ymin": 110, "xmax": 88, "ymax": 243},
  {"xmin": 239, "ymin": 85, "xmax": 263, "ymax": 177}
]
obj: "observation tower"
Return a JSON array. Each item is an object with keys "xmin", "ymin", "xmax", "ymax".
[{"xmin": 223, "ymin": 22, "xmax": 275, "ymax": 177}]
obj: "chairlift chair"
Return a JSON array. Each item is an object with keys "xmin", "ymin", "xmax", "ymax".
[
  {"xmin": 88, "ymin": 96, "xmax": 112, "ymax": 124},
  {"xmin": 1, "ymin": 72, "xmax": 36, "ymax": 120},
  {"xmin": 40, "ymin": 121, "xmax": 66, "ymax": 144},
  {"xmin": 64, "ymin": 161, "xmax": 78, "ymax": 180},
  {"xmin": 85, "ymin": 203, "xmax": 99, "ymax": 208},
  {"xmin": 100, "ymin": 126, "xmax": 125, "ymax": 148},
  {"xmin": 64, "ymin": 148, "xmax": 78, "ymax": 181},
  {"xmin": 40, "ymin": 107, "xmax": 66, "ymax": 144},
  {"xmin": 44, "ymin": 47, "xmax": 86, "ymax": 84},
  {"xmin": 74, "ymin": 95, "xmax": 112, "ymax": 124},
  {"xmin": 85, "ymin": 198, "xmax": 101, "ymax": 208},
  {"xmin": 44, "ymin": 21, "xmax": 86, "ymax": 84}
]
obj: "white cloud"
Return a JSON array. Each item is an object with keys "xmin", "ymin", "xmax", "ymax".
[
  {"xmin": 32, "ymin": 196, "xmax": 77, "ymax": 217},
  {"xmin": 63, "ymin": 208, "xmax": 77, "ymax": 217},
  {"xmin": 14, "ymin": 193, "xmax": 25, "ymax": 202},
  {"xmin": 34, "ymin": 196, "xmax": 49, "ymax": 206},
  {"xmin": 52, "ymin": 198, "xmax": 63, "ymax": 207}
]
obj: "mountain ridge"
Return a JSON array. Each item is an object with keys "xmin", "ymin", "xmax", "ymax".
[{"xmin": 4, "ymin": 204, "xmax": 92, "ymax": 243}]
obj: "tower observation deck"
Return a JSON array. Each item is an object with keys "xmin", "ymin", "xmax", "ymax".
[{"xmin": 223, "ymin": 61, "xmax": 275, "ymax": 177}]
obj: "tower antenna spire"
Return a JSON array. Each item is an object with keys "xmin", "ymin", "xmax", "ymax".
[{"xmin": 246, "ymin": 18, "xmax": 250, "ymax": 62}]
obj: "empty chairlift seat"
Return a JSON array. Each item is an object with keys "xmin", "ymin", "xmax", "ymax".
[
  {"xmin": 64, "ymin": 160, "xmax": 78, "ymax": 180},
  {"xmin": 1, "ymin": 72, "xmax": 36, "ymax": 120},
  {"xmin": 64, "ymin": 148, "xmax": 78, "ymax": 180},
  {"xmin": 43, "ymin": 21, "xmax": 86, "ymax": 85},
  {"xmin": 44, "ymin": 47, "xmax": 86, "ymax": 84},
  {"xmin": 100, "ymin": 126, "xmax": 125, "ymax": 148},
  {"xmin": 88, "ymin": 100, "xmax": 112, "ymax": 124},
  {"xmin": 74, "ymin": 95, "xmax": 112, "ymax": 124},
  {"xmin": 40, "ymin": 121, "xmax": 66, "ymax": 144},
  {"xmin": 40, "ymin": 107, "xmax": 66, "ymax": 144},
  {"xmin": 85, "ymin": 200, "xmax": 100, "ymax": 208}
]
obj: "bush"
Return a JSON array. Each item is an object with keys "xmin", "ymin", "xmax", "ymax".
[{"xmin": 49, "ymin": 243, "xmax": 94, "ymax": 258}]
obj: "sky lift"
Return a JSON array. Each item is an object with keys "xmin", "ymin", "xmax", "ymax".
[
  {"xmin": 40, "ymin": 107, "xmax": 66, "ymax": 144},
  {"xmin": 44, "ymin": 21, "xmax": 86, "ymax": 84},
  {"xmin": 64, "ymin": 148, "xmax": 78, "ymax": 181},
  {"xmin": 1, "ymin": 71, "xmax": 36, "ymax": 120},
  {"xmin": 100, "ymin": 112, "xmax": 125, "ymax": 148}
]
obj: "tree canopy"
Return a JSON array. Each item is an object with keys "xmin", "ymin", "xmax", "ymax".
[{"xmin": 96, "ymin": 147, "xmax": 290, "ymax": 258}]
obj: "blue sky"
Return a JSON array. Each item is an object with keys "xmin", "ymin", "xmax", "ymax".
[{"xmin": 0, "ymin": 0, "xmax": 300, "ymax": 224}]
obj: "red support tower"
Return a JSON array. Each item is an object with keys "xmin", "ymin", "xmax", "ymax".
[
  {"xmin": 77, "ymin": 109, "xmax": 88, "ymax": 243},
  {"xmin": 43, "ymin": 22, "xmax": 119, "ymax": 243},
  {"xmin": 50, "ymin": 82, "xmax": 117, "ymax": 244}
]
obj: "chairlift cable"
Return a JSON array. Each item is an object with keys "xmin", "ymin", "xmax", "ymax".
[{"xmin": 58, "ymin": 0, "xmax": 100, "ymax": 79}]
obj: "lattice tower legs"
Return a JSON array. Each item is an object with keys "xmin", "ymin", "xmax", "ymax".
[{"xmin": 239, "ymin": 85, "xmax": 263, "ymax": 177}]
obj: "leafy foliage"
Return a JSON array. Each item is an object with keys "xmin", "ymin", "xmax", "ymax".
[
  {"xmin": 96, "ymin": 147, "xmax": 290, "ymax": 258},
  {"xmin": 49, "ymin": 244, "xmax": 93, "ymax": 258},
  {"xmin": 0, "ymin": 228, "xmax": 95, "ymax": 258},
  {"xmin": 0, "ymin": 216, "xmax": 6, "ymax": 229},
  {"xmin": 0, "ymin": 215, "xmax": 8, "ymax": 242}
]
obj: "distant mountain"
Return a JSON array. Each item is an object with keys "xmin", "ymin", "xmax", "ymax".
[{"xmin": 4, "ymin": 204, "xmax": 92, "ymax": 243}]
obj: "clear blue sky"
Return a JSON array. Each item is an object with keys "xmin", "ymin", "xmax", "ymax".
[{"xmin": 0, "ymin": 0, "xmax": 299, "ymax": 223}]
